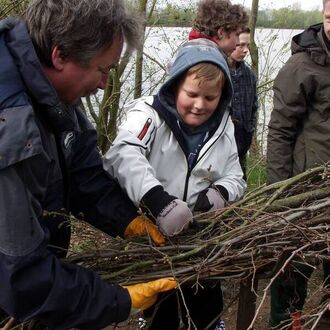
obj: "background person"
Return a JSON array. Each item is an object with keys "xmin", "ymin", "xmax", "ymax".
[
  {"xmin": 188, "ymin": 0, "xmax": 248, "ymax": 57},
  {"xmin": 228, "ymin": 27, "xmax": 258, "ymax": 178},
  {"xmin": 267, "ymin": 0, "xmax": 330, "ymax": 327},
  {"xmin": 0, "ymin": 0, "xmax": 176, "ymax": 329},
  {"xmin": 104, "ymin": 39, "xmax": 245, "ymax": 329}
]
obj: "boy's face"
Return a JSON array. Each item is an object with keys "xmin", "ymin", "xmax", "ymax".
[
  {"xmin": 216, "ymin": 29, "xmax": 241, "ymax": 56},
  {"xmin": 175, "ymin": 73, "xmax": 222, "ymax": 128},
  {"xmin": 230, "ymin": 32, "xmax": 250, "ymax": 62}
]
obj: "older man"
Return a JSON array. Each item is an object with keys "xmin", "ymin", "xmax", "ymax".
[{"xmin": 0, "ymin": 0, "xmax": 175, "ymax": 329}]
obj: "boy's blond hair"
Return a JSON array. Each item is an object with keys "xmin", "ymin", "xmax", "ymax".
[{"xmin": 185, "ymin": 62, "xmax": 225, "ymax": 88}]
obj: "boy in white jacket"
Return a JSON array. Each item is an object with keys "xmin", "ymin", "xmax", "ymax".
[
  {"xmin": 104, "ymin": 39, "xmax": 245, "ymax": 329},
  {"xmin": 105, "ymin": 39, "xmax": 245, "ymax": 236}
]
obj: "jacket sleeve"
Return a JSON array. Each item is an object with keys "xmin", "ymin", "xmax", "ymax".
[
  {"xmin": 104, "ymin": 101, "xmax": 164, "ymax": 206},
  {"xmin": 67, "ymin": 108, "xmax": 139, "ymax": 237},
  {"xmin": 266, "ymin": 58, "xmax": 310, "ymax": 184},
  {"xmin": 213, "ymin": 118, "xmax": 246, "ymax": 201},
  {"xmin": 0, "ymin": 166, "xmax": 131, "ymax": 330},
  {"xmin": 251, "ymin": 72, "xmax": 258, "ymax": 131}
]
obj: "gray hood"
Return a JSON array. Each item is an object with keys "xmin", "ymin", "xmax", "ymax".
[{"xmin": 157, "ymin": 39, "xmax": 233, "ymax": 130}]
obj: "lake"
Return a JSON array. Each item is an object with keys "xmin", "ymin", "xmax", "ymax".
[{"xmin": 141, "ymin": 27, "xmax": 302, "ymax": 91}]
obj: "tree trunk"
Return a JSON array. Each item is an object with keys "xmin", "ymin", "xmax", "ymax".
[
  {"xmin": 249, "ymin": 0, "xmax": 259, "ymax": 78},
  {"xmin": 134, "ymin": 0, "xmax": 148, "ymax": 99},
  {"xmin": 248, "ymin": 0, "xmax": 262, "ymax": 160},
  {"xmin": 134, "ymin": 0, "xmax": 157, "ymax": 99}
]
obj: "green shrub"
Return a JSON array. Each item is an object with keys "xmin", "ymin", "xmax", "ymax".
[{"xmin": 246, "ymin": 154, "xmax": 267, "ymax": 190}]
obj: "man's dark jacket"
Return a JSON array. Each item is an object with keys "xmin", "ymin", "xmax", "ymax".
[
  {"xmin": 267, "ymin": 23, "xmax": 330, "ymax": 183},
  {"xmin": 0, "ymin": 18, "xmax": 136, "ymax": 329}
]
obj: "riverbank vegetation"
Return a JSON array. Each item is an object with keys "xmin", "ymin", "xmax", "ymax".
[
  {"xmin": 149, "ymin": 4, "xmax": 322, "ymax": 29},
  {"xmin": 0, "ymin": 0, "xmax": 323, "ymax": 29}
]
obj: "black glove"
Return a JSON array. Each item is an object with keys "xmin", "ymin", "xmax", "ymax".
[{"xmin": 141, "ymin": 186, "xmax": 193, "ymax": 236}]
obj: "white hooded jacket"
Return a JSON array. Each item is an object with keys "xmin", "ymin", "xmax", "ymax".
[{"xmin": 104, "ymin": 40, "xmax": 246, "ymax": 210}]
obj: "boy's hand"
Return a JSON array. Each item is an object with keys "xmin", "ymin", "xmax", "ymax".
[
  {"xmin": 194, "ymin": 188, "xmax": 226, "ymax": 212},
  {"xmin": 156, "ymin": 199, "xmax": 193, "ymax": 236},
  {"xmin": 141, "ymin": 186, "xmax": 193, "ymax": 236}
]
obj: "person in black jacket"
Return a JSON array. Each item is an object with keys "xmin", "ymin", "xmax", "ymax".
[
  {"xmin": 228, "ymin": 27, "xmax": 258, "ymax": 178},
  {"xmin": 0, "ymin": 0, "xmax": 176, "ymax": 329}
]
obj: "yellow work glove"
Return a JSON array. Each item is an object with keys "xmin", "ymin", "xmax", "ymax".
[
  {"xmin": 124, "ymin": 216, "xmax": 165, "ymax": 246},
  {"xmin": 124, "ymin": 277, "xmax": 177, "ymax": 313}
]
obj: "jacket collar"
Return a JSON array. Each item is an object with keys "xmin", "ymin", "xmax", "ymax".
[
  {"xmin": 5, "ymin": 19, "xmax": 75, "ymax": 132},
  {"xmin": 291, "ymin": 23, "xmax": 330, "ymax": 66}
]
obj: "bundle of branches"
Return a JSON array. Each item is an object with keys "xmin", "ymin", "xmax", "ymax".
[{"xmin": 68, "ymin": 165, "xmax": 330, "ymax": 286}]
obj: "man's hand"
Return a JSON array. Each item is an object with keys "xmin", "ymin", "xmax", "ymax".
[
  {"xmin": 156, "ymin": 199, "xmax": 193, "ymax": 236},
  {"xmin": 194, "ymin": 187, "xmax": 226, "ymax": 212},
  {"xmin": 124, "ymin": 277, "xmax": 177, "ymax": 313},
  {"xmin": 124, "ymin": 216, "xmax": 165, "ymax": 246}
]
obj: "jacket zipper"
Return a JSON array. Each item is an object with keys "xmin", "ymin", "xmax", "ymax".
[{"xmin": 182, "ymin": 113, "xmax": 230, "ymax": 201}]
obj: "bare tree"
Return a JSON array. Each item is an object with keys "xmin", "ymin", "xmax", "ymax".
[
  {"xmin": 85, "ymin": 0, "xmax": 159, "ymax": 154},
  {"xmin": 249, "ymin": 0, "xmax": 259, "ymax": 77},
  {"xmin": 134, "ymin": 0, "xmax": 158, "ymax": 98}
]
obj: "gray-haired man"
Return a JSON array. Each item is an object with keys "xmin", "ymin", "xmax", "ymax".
[{"xmin": 0, "ymin": 0, "xmax": 175, "ymax": 328}]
